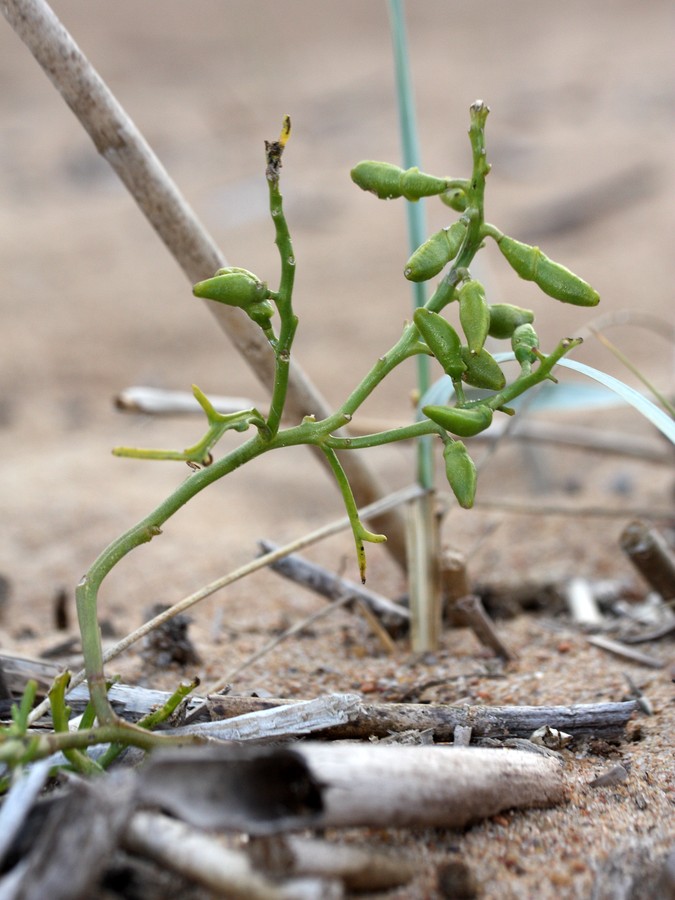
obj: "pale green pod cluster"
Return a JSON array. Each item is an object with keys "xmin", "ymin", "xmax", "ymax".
[
  {"xmin": 423, "ymin": 403, "xmax": 493, "ymax": 438},
  {"xmin": 458, "ymin": 279, "xmax": 490, "ymax": 355},
  {"xmin": 495, "ymin": 235, "xmax": 600, "ymax": 307},
  {"xmin": 443, "ymin": 440, "xmax": 477, "ymax": 509},
  {"xmin": 350, "ymin": 161, "xmax": 450, "ymax": 201},
  {"xmin": 404, "ymin": 221, "xmax": 467, "ymax": 282},
  {"xmin": 414, "ymin": 308, "xmax": 466, "ymax": 380}
]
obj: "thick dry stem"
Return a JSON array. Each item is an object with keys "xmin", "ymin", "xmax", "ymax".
[{"xmin": 297, "ymin": 743, "xmax": 565, "ymax": 829}]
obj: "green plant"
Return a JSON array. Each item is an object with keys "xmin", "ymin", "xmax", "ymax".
[{"xmin": 1, "ymin": 102, "xmax": 602, "ymax": 771}]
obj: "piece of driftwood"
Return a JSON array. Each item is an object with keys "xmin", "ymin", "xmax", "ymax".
[
  {"xmin": 64, "ymin": 682, "xmax": 637, "ymax": 741},
  {"xmin": 454, "ymin": 594, "xmax": 517, "ymax": 661},
  {"xmin": 586, "ymin": 635, "xmax": 665, "ymax": 669},
  {"xmin": 248, "ymin": 835, "xmax": 414, "ymax": 892},
  {"xmin": 257, "ymin": 540, "xmax": 410, "ymax": 633},
  {"xmin": 620, "ymin": 520, "xmax": 675, "ymax": 601},
  {"xmin": 297, "ymin": 743, "xmax": 565, "ymax": 829}
]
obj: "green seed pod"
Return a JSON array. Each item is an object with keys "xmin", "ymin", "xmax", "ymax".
[
  {"xmin": 496, "ymin": 235, "xmax": 600, "ymax": 307},
  {"xmin": 400, "ymin": 167, "xmax": 451, "ymax": 200},
  {"xmin": 351, "ymin": 161, "xmax": 449, "ymax": 201},
  {"xmin": 460, "ymin": 346, "xmax": 506, "ymax": 391},
  {"xmin": 246, "ymin": 298, "xmax": 276, "ymax": 330},
  {"xmin": 350, "ymin": 161, "xmax": 405, "ymax": 199},
  {"xmin": 413, "ymin": 308, "xmax": 466, "ymax": 380},
  {"xmin": 511, "ymin": 322, "xmax": 540, "ymax": 365},
  {"xmin": 487, "ymin": 303, "xmax": 535, "ymax": 339},
  {"xmin": 440, "ymin": 187, "xmax": 468, "ymax": 212},
  {"xmin": 423, "ymin": 403, "xmax": 493, "ymax": 437},
  {"xmin": 458, "ymin": 279, "xmax": 490, "ymax": 355},
  {"xmin": 193, "ymin": 269, "xmax": 268, "ymax": 307},
  {"xmin": 443, "ymin": 440, "xmax": 477, "ymax": 509},
  {"xmin": 404, "ymin": 221, "xmax": 467, "ymax": 282}
]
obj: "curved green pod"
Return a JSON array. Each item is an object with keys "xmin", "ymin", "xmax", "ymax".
[
  {"xmin": 488, "ymin": 303, "xmax": 535, "ymax": 339},
  {"xmin": 458, "ymin": 279, "xmax": 490, "ymax": 355},
  {"xmin": 511, "ymin": 322, "xmax": 540, "ymax": 364},
  {"xmin": 443, "ymin": 440, "xmax": 477, "ymax": 509},
  {"xmin": 423, "ymin": 403, "xmax": 493, "ymax": 437},
  {"xmin": 460, "ymin": 346, "xmax": 506, "ymax": 390},
  {"xmin": 496, "ymin": 235, "xmax": 600, "ymax": 306},
  {"xmin": 413, "ymin": 308, "xmax": 466, "ymax": 380},
  {"xmin": 440, "ymin": 187, "xmax": 468, "ymax": 212},
  {"xmin": 350, "ymin": 161, "xmax": 448, "ymax": 201},
  {"xmin": 246, "ymin": 298, "xmax": 276, "ymax": 330},
  {"xmin": 193, "ymin": 269, "xmax": 268, "ymax": 307},
  {"xmin": 404, "ymin": 221, "xmax": 467, "ymax": 282}
]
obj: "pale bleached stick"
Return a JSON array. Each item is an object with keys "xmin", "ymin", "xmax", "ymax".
[
  {"xmin": 168, "ymin": 694, "xmax": 362, "ymax": 742},
  {"xmin": 115, "ymin": 386, "xmax": 255, "ymax": 417},
  {"xmin": 249, "ymin": 835, "xmax": 414, "ymax": 893},
  {"xmin": 297, "ymin": 744, "xmax": 564, "ymax": 829},
  {"xmin": 586, "ymin": 635, "xmax": 664, "ymax": 669},
  {"xmin": 28, "ymin": 484, "xmax": 423, "ymax": 723},
  {"xmin": 124, "ymin": 812, "xmax": 289, "ymax": 900},
  {"xmin": 1, "ymin": 0, "xmax": 407, "ymax": 564},
  {"xmin": 63, "ymin": 685, "xmax": 637, "ymax": 742}
]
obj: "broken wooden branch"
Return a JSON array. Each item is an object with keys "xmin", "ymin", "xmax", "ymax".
[
  {"xmin": 257, "ymin": 539, "xmax": 410, "ymax": 633},
  {"xmin": 1, "ymin": 0, "xmax": 408, "ymax": 563},
  {"xmin": 64, "ymin": 683, "xmax": 638, "ymax": 741},
  {"xmin": 586, "ymin": 635, "xmax": 665, "ymax": 669}
]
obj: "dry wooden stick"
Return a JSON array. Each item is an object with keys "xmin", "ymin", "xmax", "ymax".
[
  {"xmin": 248, "ymin": 834, "xmax": 415, "ymax": 892},
  {"xmin": 169, "ymin": 694, "xmax": 362, "ymax": 743},
  {"xmin": 454, "ymin": 594, "xmax": 517, "ymax": 661},
  {"xmin": 0, "ymin": 0, "xmax": 407, "ymax": 562},
  {"xmin": 296, "ymin": 743, "xmax": 565, "ymax": 829},
  {"xmin": 620, "ymin": 520, "xmax": 675, "ymax": 601},
  {"xmin": 63, "ymin": 681, "xmax": 637, "ymax": 742},
  {"xmin": 115, "ymin": 386, "xmax": 255, "ymax": 417},
  {"xmin": 218, "ymin": 696, "xmax": 633, "ymax": 742},
  {"xmin": 586, "ymin": 635, "xmax": 665, "ymax": 669},
  {"xmin": 124, "ymin": 812, "xmax": 292, "ymax": 900}
]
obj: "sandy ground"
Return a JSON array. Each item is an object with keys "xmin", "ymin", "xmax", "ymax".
[{"xmin": 1, "ymin": 2, "xmax": 674, "ymax": 897}]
